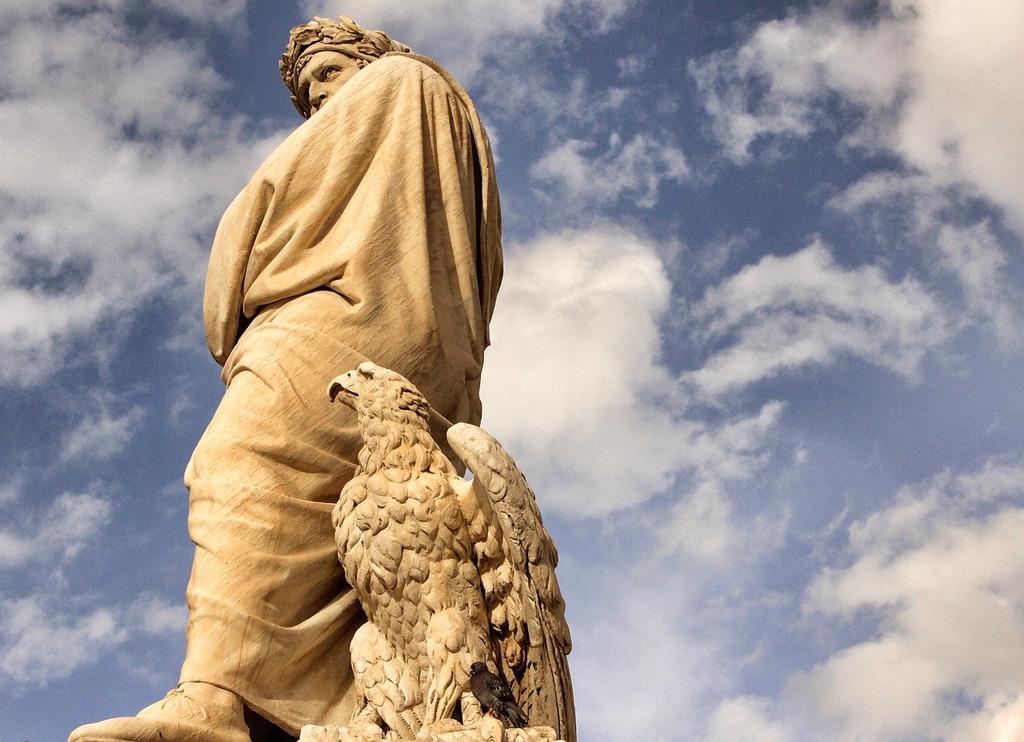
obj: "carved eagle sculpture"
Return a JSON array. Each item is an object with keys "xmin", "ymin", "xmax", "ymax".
[{"xmin": 328, "ymin": 362, "xmax": 574, "ymax": 741}]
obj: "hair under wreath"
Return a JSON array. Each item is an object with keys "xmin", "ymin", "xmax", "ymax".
[{"xmin": 280, "ymin": 16, "xmax": 412, "ymax": 118}]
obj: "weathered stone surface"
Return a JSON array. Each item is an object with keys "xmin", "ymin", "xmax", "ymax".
[
  {"xmin": 298, "ymin": 718, "xmax": 563, "ymax": 742},
  {"xmin": 68, "ymin": 15, "xmax": 573, "ymax": 742},
  {"xmin": 327, "ymin": 364, "xmax": 573, "ymax": 741}
]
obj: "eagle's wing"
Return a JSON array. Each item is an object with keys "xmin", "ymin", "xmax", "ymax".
[{"xmin": 446, "ymin": 423, "xmax": 575, "ymax": 742}]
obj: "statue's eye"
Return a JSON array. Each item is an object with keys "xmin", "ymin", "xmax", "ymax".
[{"xmin": 323, "ymin": 66, "xmax": 341, "ymax": 80}]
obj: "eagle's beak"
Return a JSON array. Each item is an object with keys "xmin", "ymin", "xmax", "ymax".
[{"xmin": 328, "ymin": 371, "xmax": 359, "ymax": 404}]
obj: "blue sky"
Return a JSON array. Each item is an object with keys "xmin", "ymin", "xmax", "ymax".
[{"xmin": 2, "ymin": 1, "xmax": 1023, "ymax": 740}]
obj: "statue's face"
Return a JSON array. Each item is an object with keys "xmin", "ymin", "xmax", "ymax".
[{"xmin": 298, "ymin": 51, "xmax": 363, "ymax": 115}]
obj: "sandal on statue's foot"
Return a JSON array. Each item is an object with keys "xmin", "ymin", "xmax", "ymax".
[{"xmin": 68, "ymin": 682, "xmax": 250, "ymax": 742}]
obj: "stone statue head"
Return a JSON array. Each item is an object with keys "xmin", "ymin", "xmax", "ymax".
[{"xmin": 280, "ymin": 16, "xmax": 411, "ymax": 118}]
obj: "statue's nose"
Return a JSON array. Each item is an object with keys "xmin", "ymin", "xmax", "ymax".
[{"xmin": 308, "ymin": 82, "xmax": 328, "ymax": 112}]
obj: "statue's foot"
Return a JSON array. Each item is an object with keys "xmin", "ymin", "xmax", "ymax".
[{"xmin": 68, "ymin": 682, "xmax": 250, "ymax": 742}]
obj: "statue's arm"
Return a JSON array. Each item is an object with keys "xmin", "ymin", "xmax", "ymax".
[{"xmin": 203, "ymin": 178, "xmax": 275, "ymax": 365}]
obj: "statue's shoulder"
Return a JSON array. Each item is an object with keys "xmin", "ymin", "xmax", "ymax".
[
  {"xmin": 376, "ymin": 53, "xmax": 430, "ymax": 72},
  {"xmin": 373, "ymin": 52, "xmax": 457, "ymax": 91}
]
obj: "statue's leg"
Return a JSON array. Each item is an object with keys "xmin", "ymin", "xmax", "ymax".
[
  {"xmin": 69, "ymin": 294, "xmax": 364, "ymax": 741},
  {"xmin": 349, "ymin": 622, "xmax": 423, "ymax": 739},
  {"xmin": 179, "ymin": 295, "xmax": 373, "ymax": 734},
  {"xmin": 68, "ymin": 290, "xmax": 475, "ymax": 741},
  {"xmin": 423, "ymin": 607, "xmax": 489, "ymax": 726}
]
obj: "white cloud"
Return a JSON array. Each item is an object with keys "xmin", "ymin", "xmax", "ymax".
[
  {"xmin": 531, "ymin": 132, "xmax": 689, "ymax": 208},
  {"xmin": 688, "ymin": 5, "xmax": 909, "ymax": 163},
  {"xmin": 830, "ymin": 172, "xmax": 1023, "ymax": 345},
  {"xmin": 657, "ymin": 403, "xmax": 785, "ymax": 564},
  {"xmin": 616, "ymin": 53, "xmax": 646, "ymax": 79},
  {"xmin": 0, "ymin": 492, "xmax": 111, "ymax": 569},
  {"xmin": 690, "ymin": 0, "xmax": 1024, "ymax": 349},
  {"xmin": 0, "ymin": 0, "xmax": 245, "ymax": 24},
  {"xmin": 148, "ymin": 0, "xmax": 247, "ymax": 25},
  {"xmin": 128, "ymin": 596, "xmax": 189, "ymax": 637},
  {"xmin": 0, "ymin": 598, "xmax": 125, "ymax": 687},
  {"xmin": 660, "ymin": 481, "xmax": 737, "ymax": 564},
  {"xmin": 689, "ymin": 0, "xmax": 1024, "ymax": 233},
  {"xmin": 704, "ymin": 696, "xmax": 791, "ymax": 742},
  {"xmin": 0, "ymin": 478, "xmax": 182, "ymax": 691},
  {"xmin": 0, "ymin": 479, "xmax": 23, "ymax": 506},
  {"xmin": 61, "ymin": 404, "xmax": 146, "ymax": 463},
  {"xmin": 0, "ymin": 593, "xmax": 186, "ymax": 687},
  {"xmin": 480, "ymin": 225, "xmax": 680, "ymax": 514},
  {"xmin": 937, "ymin": 221, "xmax": 1019, "ymax": 343},
  {"xmin": 0, "ymin": 5, "xmax": 286, "ymax": 387},
  {"xmin": 304, "ymin": 0, "xmax": 630, "ymax": 82},
  {"xmin": 571, "ymin": 569, "xmax": 722, "ymax": 742},
  {"xmin": 480, "ymin": 226, "xmax": 789, "ymax": 564},
  {"xmin": 883, "ymin": 0, "xmax": 1024, "ymax": 230},
  {"xmin": 787, "ymin": 461, "xmax": 1024, "ymax": 742},
  {"xmin": 683, "ymin": 240, "xmax": 946, "ymax": 399}
]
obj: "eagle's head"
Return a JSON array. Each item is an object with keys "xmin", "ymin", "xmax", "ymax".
[{"xmin": 328, "ymin": 361, "xmax": 430, "ymax": 425}]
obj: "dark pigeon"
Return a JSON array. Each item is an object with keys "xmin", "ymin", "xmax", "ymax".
[{"xmin": 468, "ymin": 662, "xmax": 529, "ymax": 728}]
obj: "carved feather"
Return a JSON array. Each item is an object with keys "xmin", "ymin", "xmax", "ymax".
[
  {"xmin": 447, "ymin": 423, "xmax": 575, "ymax": 742},
  {"xmin": 329, "ymin": 362, "xmax": 574, "ymax": 741}
]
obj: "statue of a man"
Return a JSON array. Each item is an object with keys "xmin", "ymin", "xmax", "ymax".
[{"xmin": 70, "ymin": 16, "xmax": 502, "ymax": 742}]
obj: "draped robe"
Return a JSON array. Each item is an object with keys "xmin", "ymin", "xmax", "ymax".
[{"xmin": 179, "ymin": 53, "xmax": 501, "ymax": 734}]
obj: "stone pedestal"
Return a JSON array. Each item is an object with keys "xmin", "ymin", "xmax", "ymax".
[{"xmin": 298, "ymin": 719, "xmax": 563, "ymax": 742}]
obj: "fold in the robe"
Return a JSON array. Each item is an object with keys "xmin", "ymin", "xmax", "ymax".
[{"xmin": 204, "ymin": 53, "xmax": 501, "ymax": 416}]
